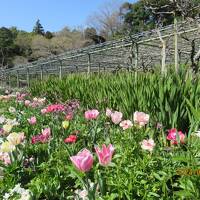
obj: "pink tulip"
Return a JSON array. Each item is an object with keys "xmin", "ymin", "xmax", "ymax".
[
  {"xmin": 65, "ymin": 112, "xmax": 73, "ymax": 121},
  {"xmin": 41, "ymin": 108, "xmax": 47, "ymax": 114},
  {"xmin": 95, "ymin": 144, "xmax": 114, "ymax": 166},
  {"xmin": 31, "ymin": 128, "xmax": 51, "ymax": 144},
  {"xmin": 111, "ymin": 111, "xmax": 123, "ymax": 124},
  {"xmin": 24, "ymin": 100, "xmax": 31, "ymax": 106},
  {"xmin": 133, "ymin": 111, "xmax": 149, "ymax": 126},
  {"xmin": 84, "ymin": 109, "xmax": 99, "ymax": 120},
  {"xmin": 0, "ymin": 152, "xmax": 11, "ymax": 165},
  {"xmin": 45, "ymin": 104, "xmax": 65, "ymax": 113},
  {"xmin": 70, "ymin": 149, "xmax": 93, "ymax": 172},
  {"xmin": 119, "ymin": 120, "xmax": 133, "ymax": 130},
  {"xmin": 167, "ymin": 128, "xmax": 185, "ymax": 145},
  {"xmin": 140, "ymin": 139, "xmax": 155, "ymax": 152},
  {"xmin": 27, "ymin": 116, "xmax": 37, "ymax": 125},
  {"xmin": 41, "ymin": 128, "xmax": 51, "ymax": 139},
  {"xmin": 106, "ymin": 108, "xmax": 112, "ymax": 117}
]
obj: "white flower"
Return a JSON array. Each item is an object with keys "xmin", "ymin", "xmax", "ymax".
[
  {"xmin": 3, "ymin": 192, "xmax": 10, "ymax": 200},
  {"xmin": 20, "ymin": 191, "xmax": 31, "ymax": 200},
  {"xmin": 8, "ymin": 107, "xmax": 16, "ymax": 113},
  {"xmin": 74, "ymin": 180, "xmax": 97, "ymax": 200},
  {"xmin": 0, "ymin": 115, "xmax": 6, "ymax": 124},
  {"xmin": 3, "ymin": 184, "xmax": 31, "ymax": 200},
  {"xmin": 195, "ymin": 130, "xmax": 200, "ymax": 138},
  {"xmin": 6, "ymin": 118, "xmax": 19, "ymax": 126},
  {"xmin": 33, "ymin": 97, "xmax": 38, "ymax": 102},
  {"xmin": 0, "ymin": 138, "xmax": 3, "ymax": 144},
  {"xmin": 12, "ymin": 184, "xmax": 24, "ymax": 193},
  {"xmin": 75, "ymin": 189, "xmax": 88, "ymax": 200}
]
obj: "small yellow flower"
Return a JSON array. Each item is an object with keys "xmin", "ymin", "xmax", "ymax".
[
  {"xmin": 62, "ymin": 121, "xmax": 69, "ymax": 129},
  {"xmin": 3, "ymin": 124, "xmax": 13, "ymax": 134},
  {"xmin": 1, "ymin": 141, "xmax": 15, "ymax": 153}
]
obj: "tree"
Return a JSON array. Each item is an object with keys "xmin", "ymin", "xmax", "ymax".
[
  {"xmin": 53, "ymin": 27, "xmax": 86, "ymax": 50},
  {"xmin": 0, "ymin": 27, "xmax": 15, "ymax": 68},
  {"xmin": 33, "ymin": 19, "xmax": 45, "ymax": 35},
  {"xmin": 83, "ymin": 27, "xmax": 106, "ymax": 46},
  {"xmin": 14, "ymin": 31, "xmax": 33, "ymax": 61},
  {"xmin": 121, "ymin": 1, "xmax": 155, "ymax": 34},
  {"xmin": 143, "ymin": 0, "xmax": 200, "ymax": 73},
  {"xmin": 31, "ymin": 35, "xmax": 54, "ymax": 59},
  {"xmin": 84, "ymin": 27, "xmax": 97, "ymax": 39},
  {"xmin": 121, "ymin": 0, "xmax": 200, "ymax": 34},
  {"xmin": 45, "ymin": 31, "xmax": 54, "ymax": 39},
  {"xmin": 87, "ymin": 0, "xmax": 124, "ymax": 39},
  {"xmin": 143, "ymin": 0, "xmax": 200, "ymax": 22}
]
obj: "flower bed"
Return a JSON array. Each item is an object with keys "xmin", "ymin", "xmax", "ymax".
[{"xmin": 0, "ymin": 90, "xmax": 200, "ymax": 199}]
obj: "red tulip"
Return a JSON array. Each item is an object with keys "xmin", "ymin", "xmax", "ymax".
[{"xmin": 64, "ymin": 135, "xmax": 77, "ymax": 143}]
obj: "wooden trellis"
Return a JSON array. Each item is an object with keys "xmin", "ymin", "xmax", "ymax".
[{"xmin": 0, "ymin": 18, "xmax": 200, "ymax": 88}]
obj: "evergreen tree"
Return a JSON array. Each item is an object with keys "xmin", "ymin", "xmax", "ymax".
[
  {"xmin": 45, "ymin": 31, "xmax": 53, "ymax": 39},
  {"xmin": 0, "ymin": 27, "xmax": 16, "ymax": 67},
  {"xmin": 33, "ymin": 19, "xmax": 45, "ymax": 35},
  {"xmin": 121, "ymin": 0, "xmax": 200, "ymax": 34}
]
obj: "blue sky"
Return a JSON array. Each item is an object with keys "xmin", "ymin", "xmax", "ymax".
[{"xmin": 0, "ymin": 0, "xmax": 136, "ymax": 32}]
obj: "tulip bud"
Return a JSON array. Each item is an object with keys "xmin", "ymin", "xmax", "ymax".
[{"xmin": 62, "ymin": 121, "xmax": 69, "ymax": 129}]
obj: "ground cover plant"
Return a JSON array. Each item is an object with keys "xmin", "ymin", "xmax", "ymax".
[{"xmin": 0, "ymin": 69, "xmax": 200, "ymax": 199}]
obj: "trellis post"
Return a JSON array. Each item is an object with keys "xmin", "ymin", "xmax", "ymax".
[
  {"xmin": 8, "ymin": 75, "xmax": 11, "ymax": 89},
  {"xmin": 174, "ymin": 17, "xmax": 179, "ymax": 73},
  {"xmin": 0, "ymin": 76, "xmax": 3, "ymax": 88},
  {"xmin": 156, "ymin": 29, "xmax": 166, "ymax": 75},
  {"xmin": 87, "ymin": 53, "xmax": 91, "ymax": 74},
  {"xmin": 40, "ymin": 65, "xmax": 43, "ymax": 81},
  {"xmin": 59, "ymin": 60, "xmax": 62, "ymax": 79},
  {"xmin": 98, "ymin": 63, "xmax": 101, "ymax": 74},
  {"xmin": 16, "ymin": 70, "xmax": 19, "ymax": 88},
  {"xmin": 161, "ymin": 40, "xmax": 166, "ymax": 75},
  {"xmin": 130, "ymin": 41, "xmax": 135, "ymax": 70},
  {"xmin": 26, "ymin": 67, "xmax": 30, "ymax": 87},
  {"xmin": 178, "ymin": 50, "xmax": 182, "ymax": 65},
  {"xmin": 134, "ymin": 43, "xmax": 139, "ymax": 69}
]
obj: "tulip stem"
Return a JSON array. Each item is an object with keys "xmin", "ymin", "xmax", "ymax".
[{"xmin": 85, "ymin": 173, "xmax": 95, "ymax": 200}]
